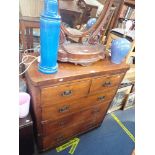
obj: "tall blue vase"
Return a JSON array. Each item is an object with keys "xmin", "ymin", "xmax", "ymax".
[
  {"xmin": 111, "ymin": 38, "xmax": 131, "ymax": 64},
  {"xmin": 38, "ymin": 0, "xmax": 61, "ymax": 74}
]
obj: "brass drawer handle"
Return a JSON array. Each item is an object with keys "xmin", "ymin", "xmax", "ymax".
[
  {"xmin": 61, "ymin": 90, "xmax": 72, "ymax": 96},
  {"xmin": 102, "ymin": 81, "xmax": 111, "ymax": 87},
  {"xmin": 98, "ymin": 96, "xmax": 105, "ymax": 101},
  {"xmin": 59, "ymin": 105, "xmax": 70, "ymax": 113}
]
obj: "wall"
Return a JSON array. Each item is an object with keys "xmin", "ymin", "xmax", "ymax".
[{"xmin": 19, "ymin": 0, "xmax": 44, "ymax": 17}]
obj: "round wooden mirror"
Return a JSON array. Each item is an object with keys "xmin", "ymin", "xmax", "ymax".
[
  {"xmin": 58, "ymin": 0, "xmax": 114, "ymax": 43},
  {"xmin": 58, "ymin": 0, "xmax": 115, "ymax": 66}
]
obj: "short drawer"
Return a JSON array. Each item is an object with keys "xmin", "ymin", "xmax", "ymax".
[
  {"xmin": 42, "ymin": 102, "xmax": 110, "ymax": 136},
  {"xmin": 41, "ymin": 80, "xmax": 90, "ymax": 106},
  {"xmin": 41, "ymin": 88, "xmax": 117, "ymax": 121},
  {"xmin": 90, "ymin": 73, "xmax": 124, "ymax": 93}
]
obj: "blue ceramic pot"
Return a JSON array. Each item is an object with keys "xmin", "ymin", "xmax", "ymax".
[{"xmin": 111, "ymin": 38, "xmax": 131, "ymax": 64}]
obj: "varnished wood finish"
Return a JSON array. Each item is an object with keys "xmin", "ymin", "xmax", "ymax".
[
  {"xmin": 42, "ymin": 103, "xmax": 108, "ymax": 150},
  {"xmin": 26, "ymin": 77, "xmax": 43, "ymax": 149},
  {"xmin": 90, "ymin": 73, "xmax": 124, "ymax": 93},
  {"xmin": 27, "ymin": 56, "xmax": 129, "ymax": 86},
  {"xmin": 25, "ymin": 56, "xmax": 129, "ymax": 151},
  {"xmin": 42, "ymin": 120, "xmax": 100, "ymax": 150},
  {"xmin": 58, "ymin": 0, "xmax": 115, "ymax": 65},
  {"xmin": 108, "ymin": 0, "xmax": 123, "ymax": 29},
  {"xmin": 41, "ymin": 89, "xmax": 116, "ymax": 121},
  {"xmin": 20, "ymin": 16, "xmax": 40, "ymax": 51},
  {"xmin": 41, "ymin": 79, "xmax": 90, "ymax": 106},
  {"xmin": 42, "ymin": 102, "xmax": 110, "ymax": 136},
  {"xmin": 124, "ymin": 0, "xmax": 135, "ymax": 7},
  {"xmin": 58, "ymin": 44, "xmax": 106, "ymax": 66}
]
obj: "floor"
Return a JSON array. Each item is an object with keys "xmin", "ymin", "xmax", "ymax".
[{"xmin": 34, "ymin": 107, "xmax": 135, "ymax": 155}]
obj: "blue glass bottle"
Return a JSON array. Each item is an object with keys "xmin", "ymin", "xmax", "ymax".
[{"xmin": 39, "ymin": 0, "xmax": 61, "ymax": 74}]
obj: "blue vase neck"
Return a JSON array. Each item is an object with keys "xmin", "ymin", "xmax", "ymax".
[{"xmin": 42, "ymin": 0, "xmax": 59, "ymax": 18}]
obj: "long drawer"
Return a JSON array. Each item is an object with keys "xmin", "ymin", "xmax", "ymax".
[
  {"xmin": 41, "ymin": 87, "xmax": 117, "ymax": 121},
  {"xmin": 41, "ymin": 79, "xmax": 90, "ymax": 106},
  {"xmin": 42, "ymin": 101, "xmax": 110, "ymax": 136}
]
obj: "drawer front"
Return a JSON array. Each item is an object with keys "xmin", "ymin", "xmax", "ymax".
[
  {"xmin": 42, "ymin": 121, "xmax": 100, "ymax": 150},
  {"xmin": 42, "ymin": 109, "xmax": 105, "ymax": 150},
  {"xmin": 42, "ymin": 102, "xmax": 110, "ymax": 136},
  {"xmin": 42, "ymin": 88, "xmax": 117, "ymax": 121},
  {"xmin": 41, "ymin": 80, "xmax": 90, "ymax": 106},
  {"xmin": 90, "ymin": 73, "xmax": 124, "ymax": 93}
]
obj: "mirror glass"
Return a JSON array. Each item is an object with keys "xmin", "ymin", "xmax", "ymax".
[{"xmin": 59, "ymin": 0, "xmax": 105, "ymax": 31}]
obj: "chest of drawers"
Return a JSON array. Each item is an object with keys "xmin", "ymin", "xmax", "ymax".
[{"xmin": 25, "ymin": 57, "xmax": 129, "ymax": 151}]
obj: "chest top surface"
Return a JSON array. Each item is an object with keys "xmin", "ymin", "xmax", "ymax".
[{"xmin": 26, "ymin": 57, "xmax": 129, "ymax": 86}]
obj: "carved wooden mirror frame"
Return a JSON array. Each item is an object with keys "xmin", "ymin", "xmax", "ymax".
[{"xmin": 58, "ymin": 0, "xmax": 115, "ymax": 66}]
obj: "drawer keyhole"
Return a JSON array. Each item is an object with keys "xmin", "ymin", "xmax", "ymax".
[
  {"xmin": 92, "ymin": 108, "xmax": 100, "ymax": 114},
  {"xmin": 61, "ymin": 90, "xmax": 72, "ymax": 96},
  {"xmin": 102, "ymin": 81, "xmax": 111, "ymax": 87},
  {"xmin": 59, "ymin": 121, "xmax": 66, "ymax": 126},
  {"xmin": 98, "ymin": 96, "xmax": 105, "ymax": 101},
  {"xmin": 59, "ymin": 105, "xmax": 70, "ymax": 113},
  {"xmin": 56, "ymin": 135, "xmax": 65, "ymax": 142}
]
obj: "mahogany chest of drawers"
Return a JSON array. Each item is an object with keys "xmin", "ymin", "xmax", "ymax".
[{"xmin": 25, "ymin": 57, "xmax": 129, "ymax": 151}]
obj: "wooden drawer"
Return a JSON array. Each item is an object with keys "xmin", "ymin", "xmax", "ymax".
[
  {"xmin": 41, "ymin": 88, "xmax": 116, "ymax": 121},
  {"xmin": 41, "ymin": 80, "xmax": 90, "ymax": 106},
  {"xmin": 90, "ymin": 73, "xmax": 124, "ymax": 93},
  {"xmin": 42, "ymin": 113, "xmax": 104, "ymax": 150},
  {"xmin": 42, "ymin": 121, "xmax": 100, "ymax": 150},
  {"xmin": 42, "ymin": 101, "xmax": 110, "ymax": 136}
]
